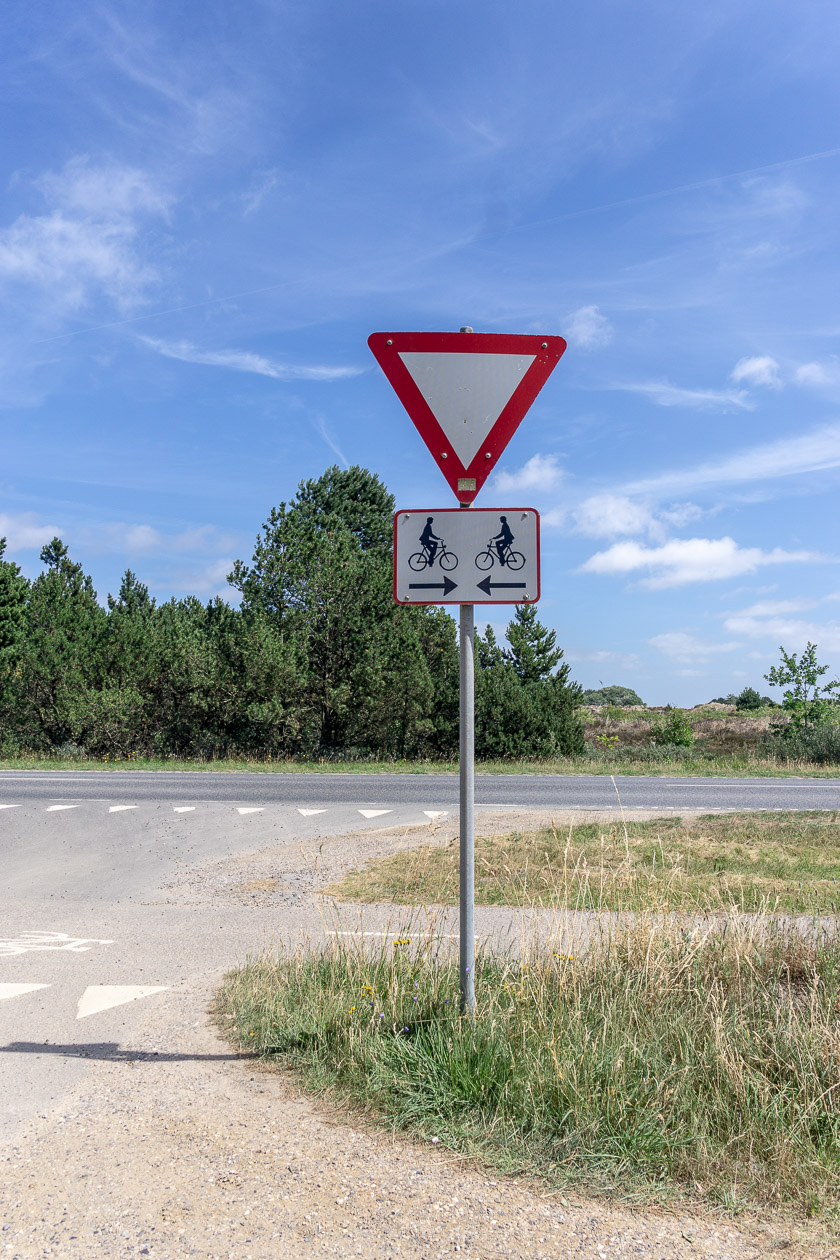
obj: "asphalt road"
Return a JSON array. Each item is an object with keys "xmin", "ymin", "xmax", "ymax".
[{"xmin": 1, "ymin": 767, "xmax": 840, "ymax": 810}]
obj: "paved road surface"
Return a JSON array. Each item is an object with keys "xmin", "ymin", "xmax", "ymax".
[{"xmin": 2, "ymin": 767, "xmax": 840, "ymax": 810}]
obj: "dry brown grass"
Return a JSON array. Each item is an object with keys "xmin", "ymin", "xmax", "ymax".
[{"xmin": 328, "ymin": 811, "xmax": 840, "ymax": 913}]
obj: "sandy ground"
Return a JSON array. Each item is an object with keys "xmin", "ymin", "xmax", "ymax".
[{"xmin": 1, "ymin": 810, "xmax": 836, "ymax": 1259}]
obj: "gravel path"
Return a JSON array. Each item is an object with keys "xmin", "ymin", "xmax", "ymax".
[{"xmin": 1, "ymin": 811, "xmax": 835, "ymax": 1258}]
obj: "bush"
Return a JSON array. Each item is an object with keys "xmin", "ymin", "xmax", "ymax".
[
  {"xmin": 649, "ymin": 707, "xmax": 694, "ymax": 747},
  {"xmin": 735, "ymin": 686, "xmax": 763, "ymax": 711},
  {"xmin": 582, "ymin": 685, "xmax": 644, "ymax": 707},
  {"xmin": 762, "ymin": 722, "xmax": 840, "ymax": 766}
]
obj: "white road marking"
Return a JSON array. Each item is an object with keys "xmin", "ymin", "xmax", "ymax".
[
  {"xmin": 237, "ymin": 807, "xmax": 264, "ymax": 815},
  {"xmin": 424, "ymin": 810, "xmax": 448, "ymax": 819},
  {"xmin": 76, "ymin": 985, "xmax": 169, "ymax": 1019},
  {"xmin": 358, "ymin": 809, "xmax": 392, "ymax": 819},
  {"xmin": 297, "ymin": 808, "xmax": 327, "ymax": 816},
  {"xmin": 0, "ymin": 932, "xmax": 114, "ymax": 957},
  {"xmin": 173, "ymin": 806, "xmax": 195, "ymax": 813},
  {"xmin": 0, "ymin": 983, "xmax": 51, "ymax": 1002},
  {"xmin": 45, "ymin": 805, "xmax": 79, "ymax": 812},
  {"xmin": 0, "ymin": 804, "xmax": 21, "ymax": 810},
  {"xmin": 109, "ymin": 805, "xmax": 138, "ymax": 813}
]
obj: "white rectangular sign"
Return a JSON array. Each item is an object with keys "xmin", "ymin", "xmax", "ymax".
[{"xmin": 393, "ymin": 508, "xmax": 540, "ymax": 605}]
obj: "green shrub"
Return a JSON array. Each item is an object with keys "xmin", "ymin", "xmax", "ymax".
[
  {"xmin": 735, "ymin": 686, "xmax": 763, "ymax": 711},
  {"xmin": 762, "ymin": 722, "xmax": 840, "ymax": 765},
  {"xmin": 649, "ymin": 707, "xmax": 694, "ymax": 747}
]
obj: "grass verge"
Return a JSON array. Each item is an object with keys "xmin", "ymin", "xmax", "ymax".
[
  {"xmin": 217, "ymin": 915, "xmax": 840, "ymax": 1215},
  {"xmin": 329, "ymin": 811, "xmax": 840, "ymax": 914},
  {"xmin": 1, "ymin": 752, "xmax": 839, "ymax": 777}
]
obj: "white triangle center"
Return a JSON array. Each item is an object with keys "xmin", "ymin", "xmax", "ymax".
[
  {"xmin": 237, "ymin": 807, "xmax": 264, "ymax": 815},
  {"xmin": 398, "ymin": 351, "xmax": 535, "ymax": 467},
  {"xmin": 359, "ymin": 809, "xmax": 392, "ymax": 819},
  {"xmin": 297, "ymin": 808, "xmax": 327, "ymax": 816}
]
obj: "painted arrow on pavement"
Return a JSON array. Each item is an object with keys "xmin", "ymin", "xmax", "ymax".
[
  {"xmin": 476, "ymin": 575, "xmax": 527, "ymax": 597},
  {"xmin": 408, "ymin": 576, "xmax": 458, "ymax": 597}
]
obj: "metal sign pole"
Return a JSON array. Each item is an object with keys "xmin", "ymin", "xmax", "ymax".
[
  {"xmin": 458, "ymin": 325, "xmax": 475, "ymax": 1014},
  {"xmin": 459, "ymin": 599, "xmax": 475, "ymax": 1012}
]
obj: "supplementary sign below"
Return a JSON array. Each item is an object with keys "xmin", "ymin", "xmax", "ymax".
[{"xmin": 393, "ymin": 508, "xmax": 540, "ymax": 604}]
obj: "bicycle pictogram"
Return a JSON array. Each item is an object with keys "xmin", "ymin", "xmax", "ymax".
[
  {"xmin": 409, "ymin": 516, "xmax": 458, "ymax": 571},
  {"xmin": 474, "ymin": 515, "xmax": 524, "ymax": 570}
]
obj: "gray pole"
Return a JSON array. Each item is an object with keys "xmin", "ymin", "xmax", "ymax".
[
  {"xmin": 458, "ymin": 325, "xmax": 475, "ymax": 1013},
  {"xmin": 459, "ymin": 600, "xmax": 475, "ymax": 1012}
]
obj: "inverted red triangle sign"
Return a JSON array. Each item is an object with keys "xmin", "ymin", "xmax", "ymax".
[{"xmin": 368, "ymin": 331, "xmax": 566, "ymax": 504}]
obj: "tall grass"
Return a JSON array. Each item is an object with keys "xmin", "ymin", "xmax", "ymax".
[{"xmin": 217, "ymin": 911, "xmax": 840, "ymax": 1215}]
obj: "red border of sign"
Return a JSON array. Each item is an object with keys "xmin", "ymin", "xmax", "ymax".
[
  {"xmin": 369, "ymin": 332, "xmax": 566, "ymax": 504},
  {"xmin": 392, "ymin": 508, "xmax": 541, "ymax": 605}
]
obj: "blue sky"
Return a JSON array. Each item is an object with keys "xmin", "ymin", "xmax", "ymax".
[{"xmin": 2, "ymin": 0, "xmax": 839, "ymax": 705}]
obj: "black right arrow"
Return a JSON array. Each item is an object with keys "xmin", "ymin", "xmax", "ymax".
[
  {"xmin": 476, "ymin": 575, "xmax": 527, "ymax": 597},
  {"xmin": 408, "ymin": 575, "xmax": 459, "ymax": 597}
]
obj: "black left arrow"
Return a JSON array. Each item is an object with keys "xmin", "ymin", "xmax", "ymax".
[
  {"xmin": 476, "ymin": 575, "xmax": 527, "ymax": 597},
  {"xmin": 408, "ymin": 576, "xmax": 458, "ymax": 597}
]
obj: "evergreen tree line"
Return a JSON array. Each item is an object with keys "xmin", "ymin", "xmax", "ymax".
[{"xmin": 0, "ymin": 467, "xmax": 585, "ymax": 761}]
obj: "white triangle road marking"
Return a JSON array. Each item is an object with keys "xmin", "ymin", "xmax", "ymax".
[
  {"xmin": 109, "ymin": 805, "xmax": 137, "ymax": 813},
  {"xmin": 297, "ymin": 808, "xmax": 327, "ymax": 816},
  {"xmin": 358, "ymin": 809, "xmax": 392, "ymax": 819},
  {"xmin": 0, "ymin": 983, "xmax": 50, "ymax": 1002},
  {"xmin": 237, "ymin": 807, "xmax": 264, "ymax": 815},
  {"xmin": 424, "ymin": 811, "xmax": 448, "ymax": 819},
  {"xmin": 173, "ymin": 806, "xmax": 195, "ymax": 813},
  {"xmin": 46, "ymin": 805, "xmax": 79, "ymax": 812},
  {"xmin": 0, "ymin": 804, "xmax": 21, "ymax": 810},
  {"xmin": 76, "ymin": 985, "xmax": 169, "ymax": 1019},
  {"xmin": 398, "ymin": 350, "xmax": 535, "ymax": 468}
]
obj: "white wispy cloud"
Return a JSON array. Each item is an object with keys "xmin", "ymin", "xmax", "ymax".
[
  {"xmin": 579, "ymin": 536, "xmax": 819, "ymax": 589},
  {"xmin": 0, "ymin": 512, "xmax": 62, "ymax": 552},
  {"xmin": 176, "ymin": 557, "xmax": 239, "ymax": 600},
  {"xmin": 564, "ymin": 304, "xmax": 612, "ymax": 350},
  {"xmin": 573, "ymin": 494, "xmax": 654, "ymax": 538},
  {"xmin": 494, "ymin": 453, "xmax": 564, "ymax": 494},
  {"xmin": 723, "ymin": 614, "xmax": 840, "ymax": 655},
  {"xmin": 795, "ymin": 359, "xmax": 840, "ymax": 388},
  {"xmin": 614, "ymin": 381, "xmax": 753, "ymax": 411},
  {"xmin": 624, "ymin": 424, "xmax": 840, "ymax": 498},
  {"xmin": 141, "ymin": 337, "xmax": 363, "ymax": 382},
  {"xmin": 730, "ymin": 355, "xmax": 781, "ymax": 389},
  {"xmin": 649, "ymin": 631, "xmax": 741, "ymax": 663},
  {"xmin": 91, "ymin": 522, "xmax": 240, "ymax": 556},
  {"xmin": 565, "ymin": 648, "xmax": 640, "ymax": 669},
  {"xmin": 0, "ymin": 157, "xmax": 169, "ymax": 313}
]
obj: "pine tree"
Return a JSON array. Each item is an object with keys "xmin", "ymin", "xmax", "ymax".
[{"xmin": 505, "ymin": 605, "xmax": 562, "ymax": 683}]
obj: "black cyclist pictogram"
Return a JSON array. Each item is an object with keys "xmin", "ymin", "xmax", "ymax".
[
  {"xmin": 474, "ymin": 515, "xmax": 525, "ymax": 570},
  {"xmin": 409, "ymin": 516, "xmax": 458, "ymax": 571}
]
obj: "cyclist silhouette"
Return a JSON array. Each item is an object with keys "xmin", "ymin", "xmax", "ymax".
[
  {"xmin": 493, "ymin": 515, "xmax": 514, "ymax": 566},
  {"xmin": 419, "ymin": 516, "xmax": 444, "ymax": 566}
]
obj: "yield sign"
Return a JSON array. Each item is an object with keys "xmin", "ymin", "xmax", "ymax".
[{"xmin": 368, "ymin": 331, "xmax": 566, "ymax": 503}]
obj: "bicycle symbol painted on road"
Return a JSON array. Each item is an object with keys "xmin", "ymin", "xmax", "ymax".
[{"xmin": 0, "ymin": 931, "xmax": 114, "ymax": 957}]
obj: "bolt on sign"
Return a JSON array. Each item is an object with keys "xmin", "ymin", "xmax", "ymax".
[
  {"xmin": 393, "ymin": 508, "xmax": 540, "ymax": 604},
  {"xmin": 368, "ymin": 332, "xmax": 566, "ymax": 504}
]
